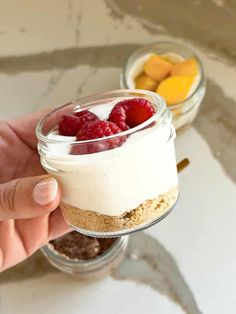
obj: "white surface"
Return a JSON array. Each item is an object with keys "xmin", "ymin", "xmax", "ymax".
[
  {"xmin": 148, "ymin": 128, "xmax": 236, "ymax": 314},
  {"xmin": 0, "ymin": 0, "xmax": 236, "ymax": 313},
  {"xmin": 0, "ymin": 275, "xmax": 184, "ymax": 314}
]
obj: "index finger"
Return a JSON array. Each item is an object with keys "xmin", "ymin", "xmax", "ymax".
[
  {"xmin": 8, "ymin": 102, "xmax": 76, "ymax": 149},
  {"xmin": 8, "ymin": 109, "xmax": 49, "ymax": 149}
]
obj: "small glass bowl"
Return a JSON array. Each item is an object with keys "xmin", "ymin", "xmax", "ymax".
[
  {"xmin": 121, "ymin": 42, "xmax": 206, "ymax": 132},
  {"xmin": 41, "ymin": 236, "xmax": 129, "ymax": 279}
]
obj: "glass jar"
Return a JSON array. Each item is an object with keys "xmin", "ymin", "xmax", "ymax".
[
  {"xmin": 41, "ymin": 236, "xmax": 129, "ymax": 279},
  {"xmin": 121, "ymin": 42, "xmax": 206, "ymax": 132},
  {"xmin": 36, "ymin": 89, "xmax": 179, "ymax": 237}
]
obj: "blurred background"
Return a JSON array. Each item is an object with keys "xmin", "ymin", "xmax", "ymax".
[{"xmin": 0, "ymin": 1, "xmax": 236, "ymax": 314}]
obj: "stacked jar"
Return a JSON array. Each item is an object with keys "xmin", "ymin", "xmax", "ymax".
[{"xmin": 121, "ymin": 42, "xmax": 206, "ymax": 132}]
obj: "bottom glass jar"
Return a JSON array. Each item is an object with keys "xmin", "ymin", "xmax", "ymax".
[{"xmin": 41, "ymin": 235, "xmax": 129, "ymax": 279}]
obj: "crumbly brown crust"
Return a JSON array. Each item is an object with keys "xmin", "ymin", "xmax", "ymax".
[
  {"xmin": 60, "ymin": 187, "xmax": 178, "ymax": 233},
  {"xmin": 50, "ymin": 232, "xmax": 117, "ymax": 260}
]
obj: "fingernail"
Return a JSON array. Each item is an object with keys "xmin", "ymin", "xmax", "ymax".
[{"xmin": 33, "ymin": 178, "xmax": 58, "ymax": 206}]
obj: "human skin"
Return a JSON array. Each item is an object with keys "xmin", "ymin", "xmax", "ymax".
[{"xmin": 0, "ymin": 111, "xmax": 71, "ymax": 272}]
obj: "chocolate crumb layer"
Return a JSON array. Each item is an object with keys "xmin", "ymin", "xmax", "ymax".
[
  {"xmin": 60, "ymin": 187, "xmax": 178, "ymax": 233},
  {"xmin": 50, "ymin": 232, "xmax": 117, "ymax": 260}
]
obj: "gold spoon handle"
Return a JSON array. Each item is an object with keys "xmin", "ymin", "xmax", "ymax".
[{"xmin": 177, "ymin": 158, "xmax": 190, "ymax": 173}]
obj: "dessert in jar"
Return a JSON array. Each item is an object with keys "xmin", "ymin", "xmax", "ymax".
[
  {"xmin": 41, "ymin": 232, "xmax": 128, "ymax": 278},
  {"xmin": 36, "ymin": 90, "xmax": 179, "ymax": 237},
  {"xmin": 121, "ymin": 42, "xmax": 206, "ymax": 132}
]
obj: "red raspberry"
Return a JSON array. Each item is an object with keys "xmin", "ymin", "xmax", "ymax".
[
  {"xmin": 58, "ymin": 110, "xmax": 98, "ymax": 136},
  {"xmin": 73, "ymin": 110, "xmax": 98, "ymax": 123},
  {"xmin": 58, "ymin": 114, "xmax": 81, "ymax": 136},
  {"xmin": 72, "ymin": 120, "xmax": 125, "ymax": 154},
  {"xmin": 108, "ymin": 98, "xmax": 155, "ymax": 130}
]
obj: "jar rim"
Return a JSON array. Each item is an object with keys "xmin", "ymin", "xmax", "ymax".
[
  {"xmin": 121, "ymin": 41, "xmax": 205, "ymax": 109},
  {"xmin": 41, "ymin": 235, "xmax": 129, "ymax": 268},
  {"xmin": 35, "ymin": 89, "xmax": 168, "ymax": 145}
]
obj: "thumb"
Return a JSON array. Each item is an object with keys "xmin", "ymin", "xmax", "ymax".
[{"xmin": 0, "ymin": 175, "xmax": 60, "ymax": 220}]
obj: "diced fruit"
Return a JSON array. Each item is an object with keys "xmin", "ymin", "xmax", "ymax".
[
  {"xmin": 59, "ymin": 110, "xmax": 99, "ymax": 136},
  {"xmin": 170, "ymin": 58, "xmax": 198, "ymax": 77},
  {"xmin": 73, "ymin": 120, "xmax": 125, "ymax": 154},
  {"xmin": 135, "ymin": 72, "xmax": 157, "ymax": 91},
  {"xmin": 77, "ymin": 120, "xmax": 122, "ymax": 140},
  {"xmin": 157, "ymin": 76, "xmax": 194, "ymax": 105},
  {"xmin": 108, "ymin": 98, "xmax": 155, "ymax": 130},
  {"xmin": 144, "ymin": 55, "xmax": 172, "ymax": 82},
  {"xmin": 59, "ymin": 115, "xmax": 82, "ymax": 136},
  {"xmin": 74, "ymin": 110, "xmax": 99, "ymax": 123}
]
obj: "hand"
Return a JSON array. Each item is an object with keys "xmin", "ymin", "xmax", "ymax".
[{"xmin": 0, "ymin": 111, "xmax": 71, "ymax": 272}]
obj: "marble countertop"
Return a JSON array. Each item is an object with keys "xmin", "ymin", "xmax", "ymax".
[{"xmin": 1, "ymin": 1, "xmax": 236, "ymax": 313}]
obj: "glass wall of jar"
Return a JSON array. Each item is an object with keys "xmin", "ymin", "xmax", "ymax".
[{"xmin": 36, "ymin": 90, "xmax": 179, "ymax": 237}]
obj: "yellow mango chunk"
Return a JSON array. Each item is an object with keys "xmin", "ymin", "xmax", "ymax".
[
  {"xmin": 135, "ymin": 72, "xmax": 157, "ymax": 91},
  {"xmin": 144, "ymin": 55, "xmax": 172, "ymax": 82},
  {"xmin": 157, "ymin": 76, "xmax": 194, "ymax": 105},
  {"xmin": 170, "ymin": 58, "xmax": 198, "ymax": 77}
]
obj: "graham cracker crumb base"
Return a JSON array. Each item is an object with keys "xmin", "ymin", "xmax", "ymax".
[{"xmin": 60, "ymin": 187, "xmax": 178, "ymax": 233}]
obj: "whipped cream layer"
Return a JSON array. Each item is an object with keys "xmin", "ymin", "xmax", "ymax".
[{"xmin": 42, "ymin": 103, "xmax": 178, "ymax": 216}]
